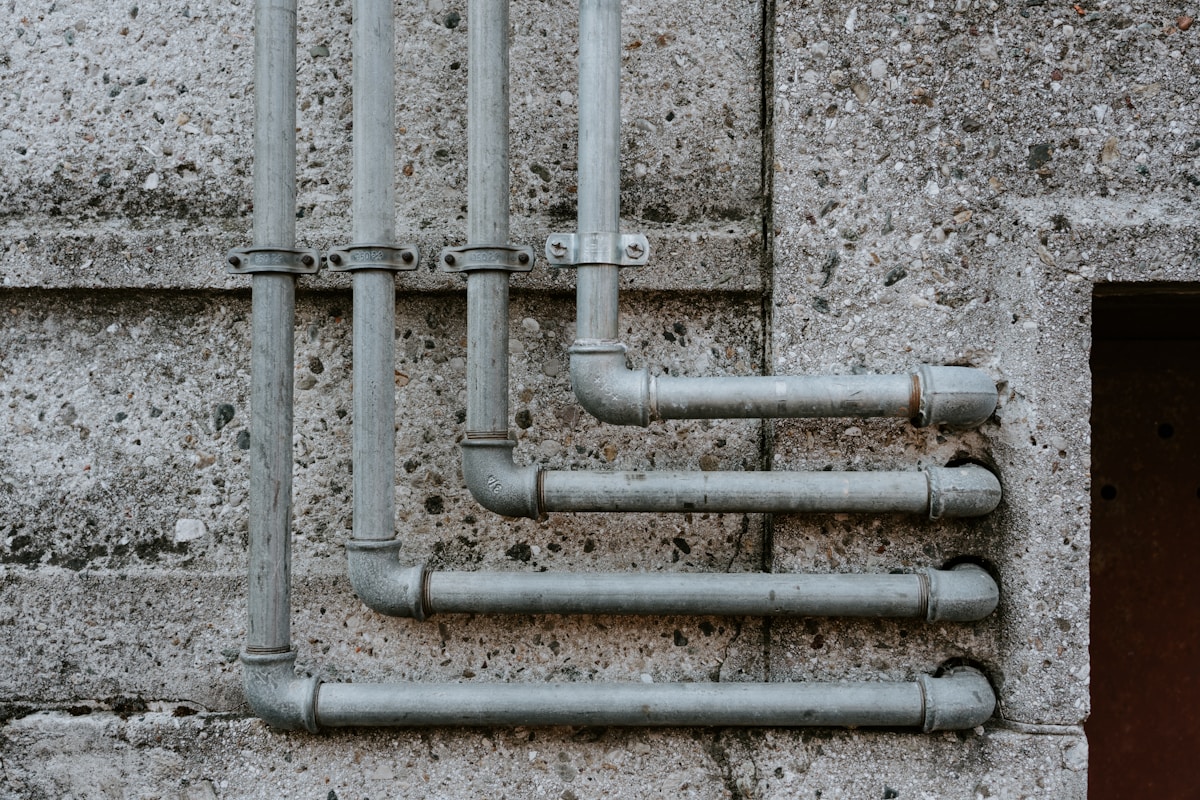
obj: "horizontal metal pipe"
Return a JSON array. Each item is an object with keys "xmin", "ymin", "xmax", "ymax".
[
  {"xmin": 569, "ymin": 346, "xmax": 998, "ymax": 429},
  {"xmin": 424, "ymin": 565, "xmax": 997, "ymax": 621},
  {"xmin": 345, "ymin": 543, "xmax": 999, "ymax": 621},
  {"xmin": 654, "ymin": 373, "xmax": 921, "ymax": 420},
  {"xmin": 653, "ymin": 366, "xmax": 996, "ymax": 427},
  {"xmin": 540, "ymin": 465, "xmax": 1000, "ymax": 518},
  {"xmin": 460, "ymin": 445, "xmax": 1000, "ymax": 518},
  {"xmin": 313, "ymin": 668, "xmax": 995, "ymax": 730}
]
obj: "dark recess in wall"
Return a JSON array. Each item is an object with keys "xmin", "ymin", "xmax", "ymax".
[{"xmin": 1089, "ymin": 286, "xmax": 1200, "ymax": 799}]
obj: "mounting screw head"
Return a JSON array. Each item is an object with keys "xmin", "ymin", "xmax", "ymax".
[
  {"xmin": 517, "ymin": 252, "xmax": 530, "ymax": 265},
  {"xmin": 625, "ymin": 241, "xmax": 645, "ymax": 259},
  {"xmin": 328, "ymin": 252, "xmax": 343, "ymax": 266},
  {"xmin": 549, "ymin": 240, "xmax": 568, "ymax": 257},
  {"xmin": 227, "ymin": 255, "xmax": 241, "ymax": 267},
  {"xmin": 401, "ymin": 250, "xmax": 415, "ymax": 264},
  {"xmin": 301, "ymin": 254, "xmax": 315, "ymax": 267},
  {"xmin": 444, "ymin": 254, "xmax": 456, "ymax": 266}
]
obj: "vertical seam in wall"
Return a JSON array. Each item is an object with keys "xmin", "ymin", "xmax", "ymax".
[{"xmin": 758, "ymin": 0, "xmax": 777, "ymax": 681}]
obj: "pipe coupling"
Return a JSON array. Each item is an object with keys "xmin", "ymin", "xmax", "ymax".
[
  {"xmin": 240, "ymin": 650, "xmax": 321, "ymax": 732},
  {"xmin": 460, "ymin": 437, "xmax": 542, "ymax": 519},
  {"xmin": 918, "ymin": 667, "xmax": 996, "ymax": 731},
  {"xmin": 345, "ymin": 540, "xmax": 428, "ymax": 620},
  {"xmin": 926, "ymin": 465, "xmax": 1002, "ymax": 519},
  {"xmin": 925, "ymin": 565, "xmax": 1000, "ymax": 622},
  {"xmin": 914, "ymin": 366, "xmax": 998, "ymax": 428},
  {"xmin": 569, "ymin": 341, "xmax": 652, "ymax": 426}
]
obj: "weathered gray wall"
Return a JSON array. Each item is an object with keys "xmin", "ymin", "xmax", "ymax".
[{"xmin": 1, "ymin": 0, "xmax": 1196, "ymax": 796}]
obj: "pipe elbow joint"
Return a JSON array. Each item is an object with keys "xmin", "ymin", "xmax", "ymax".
[
  {"xmin": 919, "ymin": 667, "xmax": 996, "ymax": 731},
  {"xmin": 345, "ymin": 540, "xmax": 427, "ymax": 619},
  {"xmin": 569, "ymin": 342, "xmax": 651, "ymax": 427},
  {"xmin": 461, "ymin": 438, "xmax": 542, "ymax": 519},
  {"xmin": 241, "ymin": 651, "xmax": 321, "ymax": 732},
  {"xmin": 926, "ymin": 565, "xmax": 999, "ymax": 622},
  {"xmin": 914, "ymin": 366, "xmax": 998, "ymax": 428},
  {"xmin": 926, "ymin": 465, "xmax": 1002, "ymax": 519}
]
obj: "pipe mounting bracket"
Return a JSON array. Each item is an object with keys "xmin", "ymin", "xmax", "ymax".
[
  {"xmin": 545, "ymin": 232, "xmax": 650, "ymax": 268},
  {"xmin": 226, "ymin": 246, "xmax": 322, "ymax": 275},
  {"xmin": 439, "ymin": 244, "xmax": 535, "ymax": 273},
  {"xmin": 327, "ymin": 243, "xmax": 419, "ymax": 272}
]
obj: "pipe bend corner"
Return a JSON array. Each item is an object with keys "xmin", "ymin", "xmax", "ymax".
[
  {"xmin": 926, "ymin": 565, "xmax": 999, "ymax": 622},
  {"xmin": 919, "ymin": 667, "xmax": 996, "ymax": 731},
  {"xmin": 914, "ymin": 366, "xmax": 998, "ymax": 428},
  {"xmin": 461, "ymin": 438, "xmax": 542, "ymax": 519},
  {"xmin": 926, "ymin": 465, "xmax": 1002, "ymax": 519},
  {"xmin": 241, "ymin": 651, "xmax": 321, "ymax": 732},
  {"xmin": 345, "ymin": 540, "xmax": 427, "ymax": 620},
  {"xmin": 569, "ymin": 342, "xmax": 651, "ymax": 427}
]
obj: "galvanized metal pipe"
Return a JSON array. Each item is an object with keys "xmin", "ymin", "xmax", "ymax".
[
  {"xmin": 238, "ymin": 0, "xmax": 1002, "ymax": 735},
  {"xmin": 565, "ymin": 0, "xmax": 996, "ymax": 429},
  {"xmin": 575, "ymin": 0, "xmax": 622, "ymax": 342},
  {"xmin": 245, "ymin": 0, "xmax": 298, "ymax": 656},
  {"xmin": 451, "ymin": 0, "xmax": 1000, "ymax": 520},
  {"xmin": 313, "ymin": 668, "xmax": 995, "ymax": 730},
  {"xmin": 246, "ymin": 276, "xmax": 296, "ymax": 654},
  {"xmin": 344, "ymin": 547, "xmax": 998, "ymax": 621},
  {"xmin": 542, "ymin": 464, "xmax": 999, "ymax": 517},
  {"xmin": 350, "ymin": 0, "xmax": 398, "ymax": 543},
  {"xmin": 569, "ymin": 348, "xmax": 997, "ymax": 428},
  {"xmin": 427, "ymin": 565, "xmax": 997, "ymax": 621},
  {"xmin": 464, "ymin": 0, "xmax": 514, "ymax": 439}
]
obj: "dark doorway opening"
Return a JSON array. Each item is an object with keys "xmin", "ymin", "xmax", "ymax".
[{"xmin": 1089, "ymin": 287, "xmax": 1200, "ymax": 798}]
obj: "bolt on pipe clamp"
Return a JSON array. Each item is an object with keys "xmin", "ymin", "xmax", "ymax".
[
  {"xmin": 439, "ymin": 244, "xmax": 535, "ymax": 273},
  {"xmin": 545, "ymin": 232, "xmax": 650, "ymax": 267},
  {"xmin": 226, "ymin": 246, "xmax": 322, "ymax": 275},
  {"xmin": 327, "ymin": 243, "xmax": 419, "ymax": 272}
]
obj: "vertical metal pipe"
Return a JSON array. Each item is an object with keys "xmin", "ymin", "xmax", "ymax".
[
  {"xmin": 352, "ymin": 0, "xmax": 395, "ymax": 244},
  {"xmin": 468, "ymin": 0, "xmax": 510, "ymax": 246},
  {"xmin": 351, "ymin": 0, "xmax": 397, "ymax": 541},
  {"xmin": 246, "ymin": 0, "xmax": 298, "ymax": 654},
  {"xmin": 465, "ymin": 0, "xmax": 512, "ymax": 436},
  {"xmin": 467, "ymin": 273, "xmax": 510, "ymax": 435},
  {"xmin": 575, "ymin": 0, "xmax": 621, "ymax": 341},
  {"xmin": 252, "ymin": 0, "xmax": 297, "ymax": 249},
  {"xmin": 247, "ymin": 276, "xmax": 295, "ymax": 653}
]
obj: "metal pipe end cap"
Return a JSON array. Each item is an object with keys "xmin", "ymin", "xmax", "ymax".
[
  {"xmin": 927, "ymin": 465, "xmax": 1002, "ymax": 519},
  {"xmin": 920, "ymin": 668, "xmax": 996, "ymax": 731},
  {"xmin": 926, "ymin": 565, "xmax": 999, "ymax": 622},
  {"xmin": 915, "ymin": 366, "xmax": 998, "ymax": 428}
]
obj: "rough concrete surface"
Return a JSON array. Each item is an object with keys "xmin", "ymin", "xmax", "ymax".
[
  {"xmin": 2, "ymin": 0, "xmax": 1197, "ymax": 795},
  {"xmin": 1, "ymin": 712, "xmax": 1087, "ymax": 799}
]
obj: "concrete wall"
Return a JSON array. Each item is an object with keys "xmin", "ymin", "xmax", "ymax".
[{"xmin": 1, "ymin": 0, "xmax": 1196, "ymax": 796}]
